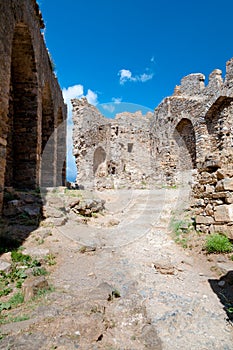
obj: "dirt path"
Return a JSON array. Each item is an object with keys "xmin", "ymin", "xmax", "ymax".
[{"xmin": 1, "ymin": 188, "xmax": 233, "ymax": 349}]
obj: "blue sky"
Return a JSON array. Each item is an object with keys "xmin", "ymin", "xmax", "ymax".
[{"xmin": 39, "ymin": 0, "xmax": 233, "ymax": 180}]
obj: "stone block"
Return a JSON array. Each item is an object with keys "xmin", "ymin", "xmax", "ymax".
[
  {"xmin": 192, "ymin": 198, "xmax": 205, "ymax": 207},
  {"xmin": 225, "ymin": 193, "xmax": 233, "ymax": 204},
  {"xmin": 222, "ymin": 178, "xmax": 233, "ymax": 191},
  {"xmin": 205, "ymin": 184, "xmax": 215, "ymax": 194},
  {"xmin": 212, "ymin": 192, "xmax": 227, "ymax": 199},
  {"xmin": 214, "ymin": 204, "xmax": 233, "ymax": 223},
  {"xmin": 216, "ymin": 178, "xmax": 233, "ymax": 192},
  {"xmin": 196, "ymin": 215, "xmax": 214, "ymax": 225}
]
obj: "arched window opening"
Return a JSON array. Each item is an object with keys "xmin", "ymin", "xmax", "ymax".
[{"xmin": 205, "ymin": 97, "xmax": 233, "ymax": 155}]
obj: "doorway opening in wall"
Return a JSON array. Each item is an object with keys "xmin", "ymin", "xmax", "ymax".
[
  {"xmin": 93, "ymin": 146, "xmax": 106, "ymax": 175},
  {"xmin": 173, "ymin": 118, "xmax": 197, "ymax": 171}
]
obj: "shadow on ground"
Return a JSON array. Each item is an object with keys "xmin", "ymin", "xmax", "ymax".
[
  {"xmin": 209, "ymin": 271, "xmax": 233, "ymax": 322},
  {"xmin": 0, "ymin": 189, "xmax": 43, "ymax": 254}
]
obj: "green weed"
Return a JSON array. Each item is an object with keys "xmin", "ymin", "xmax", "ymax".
[
  {"xmin": 45, "ymin": 254, "xmax": 56, "ymax": 266},
  {"xmin": 0, "ymin": 313, "xmax": 30, "ymax": 325},
  {"xmin": 162, "ymin": 184, "xmax": 177, "ymax": 189},
  {"xmin": 170, "ymin": 218, "xmax": 194, "ymax": 249},
  {"xmin": 64, "ymin": 188, "xmax": 82, "ymax": 198},
  {"xmin": 205, "ymin": 234, "xmax": 233, "ymax": 254},
  {"xmin": 0, "ymin": 292, "xmax": 24, "ymax": 312},
  {"xmin": 32, "ymin": 267, "xmax": 48, "ymax": 277},
  {"xmin": 11, "ymin": 251, "xmax": 40, "ymax": 268},
  {"xmin": 35, "ymin": 286, "xmax": 55, "ymax": 298}
]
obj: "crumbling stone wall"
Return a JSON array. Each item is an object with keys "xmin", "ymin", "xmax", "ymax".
[
  {"xmin": 152, "ymin": 61, "xmax": 233, "ymax": 236},
  {"xmin": 72, "ymin": 98, "xmax": 155, "ymax": 189},
  {"xmin": 72, "ymin": 59, "xmax": 233, "ymax": 236},
  {"xmin": 0, "ymin": 0, "xmax": 67, "ymax": 212}
]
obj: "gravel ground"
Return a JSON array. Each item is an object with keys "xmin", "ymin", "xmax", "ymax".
[{"xmin": 1, "ymin": 187, "xmax": 233, "ymax": 349}]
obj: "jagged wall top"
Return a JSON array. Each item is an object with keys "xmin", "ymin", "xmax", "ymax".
[
  {"xmin": 72, "ymin": 98, "xmax": 152, "ymax": 127},
  {"xmin": 173, "ymin": 58, "xmax": 233, "ymax": 99}
]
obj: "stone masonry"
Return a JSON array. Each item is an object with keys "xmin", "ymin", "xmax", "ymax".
[
  {"xmin": 72, "ymin": 98, "xmax": 155, "ymax": 190},
  {"xmin": 0, "ymin": 0, "xmax": 67, "ymax": 213},
  {"xmin": 72, "ymin": 59, "xmax": 233, "ymax": 237},
  {"xmin": 152, "ymin": 62, "xmax": 233, "ymax": 237}
]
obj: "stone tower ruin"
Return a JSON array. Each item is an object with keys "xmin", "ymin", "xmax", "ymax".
[{"xmin": 0, "ymin": 0, "xmax": 67, "ymax": 213}]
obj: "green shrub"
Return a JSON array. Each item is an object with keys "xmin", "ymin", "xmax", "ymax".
[{"xmin": 205, "ymin": 234, "xmax": 233, "ymax": 254}]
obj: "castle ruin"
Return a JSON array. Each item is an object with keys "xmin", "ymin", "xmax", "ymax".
[
  {"xmin": 72, "ymin": 99, "xmax": 155, "ymax": 190},
  {"xmin": 72, "ymin": 59, "xmax": 233, "ymax": 237},
  {"xmin": 0, "ymin": 0, "xmax": 67, "ymax": 213}
]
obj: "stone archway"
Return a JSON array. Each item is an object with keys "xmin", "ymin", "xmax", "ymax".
[
  {"xmin": 5, "ymin": 23, "xmax": 38, "ymax": 189},
  {"xmin": 173, "ymin": 118, "xmax": 197, "ymax": 171},
  {"xmin": 93, "ymin": 146, "xmax": 106, "ymax": 176},
  {"xmin": 205, "ymin": 96, "xmax": 233, "ymax": 158}
]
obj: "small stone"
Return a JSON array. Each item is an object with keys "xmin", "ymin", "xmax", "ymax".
[
  {"xmin": 0, "ymin": 260, "xmax": 11, "ymax": 273},
  {"xmin": 23, "ymin": 206, "xmax": 40, "ymax": 217},
  {"xmin": 22, "ymin": 276, "xmax": 49, "ymax": 302},
  {"xmin": 153, "ymin": 260, "xmax": 175, "ymax": 275},
  {"xmin": 1, "ymin": 252, "xmax": 12, "ymax": 262},
  {"xmin": 105, "ymin": 218, "xmax": 120, "ymax": 227}
]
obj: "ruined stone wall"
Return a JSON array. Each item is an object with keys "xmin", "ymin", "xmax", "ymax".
[
  {"xmin": 72, "ymin": 58, "xmax": 233, "ymax": 236},
  {"xmin": 0, "ymin": 0, "xmax": 67, "ymax": 212},
  {"xmin": 151, "ymin": 60, "xmax": 233, "ymax": 236},
  {"xmin": 72, "ymin": 98, "xmax": 155, "ymax": 189}
]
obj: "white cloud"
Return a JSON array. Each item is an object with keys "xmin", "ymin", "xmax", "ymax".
[
  {"xmin": 118, "ymin": 69, "xmax": 135, "ymax": 85},
  {"xmin": 62, "ymin": 84, "xmax": 98, "ymax": 123},
  {"xmin": 140, "ymin": 73, "xmax": 154, "ymax": 82},
  {"xmin": 86, "ymin": 89, "xmax": 98, "ymax": 105},
  {"xmin": 118, "ymin": 68, "xmax": 154, "ymax": 85},
  {"xmin": 62, "ymin": 85, "xmax": 84, "ymax": 104},
  {"xmin": 112, "ymin": 97, "xmax": 122, "ymax": 104}
]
